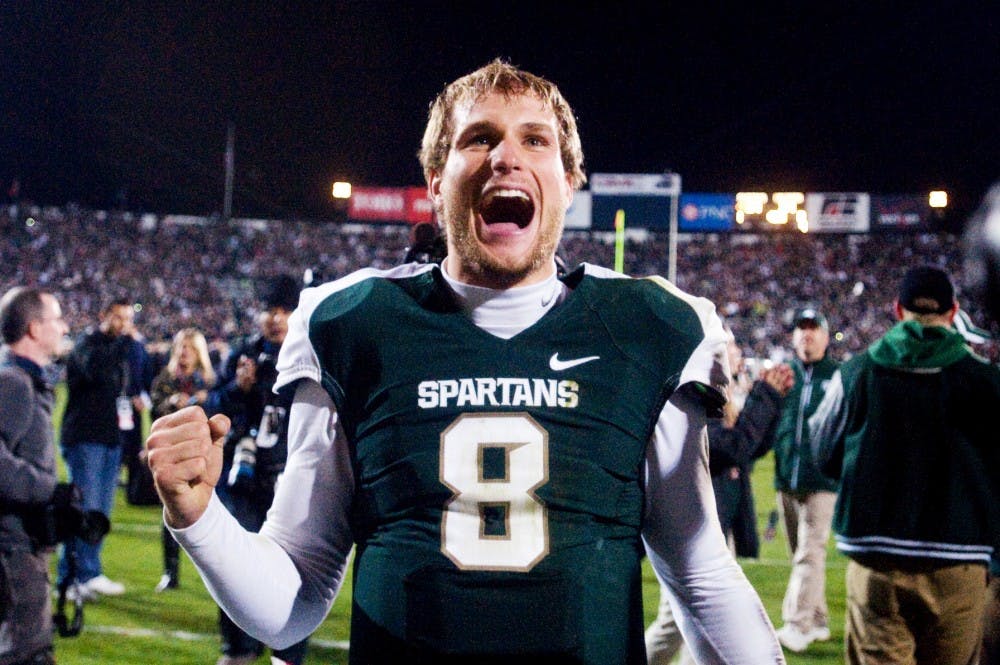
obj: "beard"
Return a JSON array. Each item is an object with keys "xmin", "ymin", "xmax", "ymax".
[{"xmin": 437, "ymin": 190, "xmax": 564, "ymax": 289}]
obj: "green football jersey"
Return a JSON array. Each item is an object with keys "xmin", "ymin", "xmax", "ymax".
[{"xmin": 285, "ymin": 263, "xmax": 724, "ymax": 664}]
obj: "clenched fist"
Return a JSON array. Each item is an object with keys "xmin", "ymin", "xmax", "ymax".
[{"xmin": 146, "ymin": 406, "xmax": 231, "ymax": 528}]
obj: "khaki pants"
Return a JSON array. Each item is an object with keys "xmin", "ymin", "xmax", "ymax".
[
  {"xmin": 845, "ymin": 559, "xmax": 986, "ymax": 665},
  {"xmin": 644, "ymin": 591, "xmax": 684, "ymax": 665},
  {"xmin": 778, "ymin": 490, "xmax": 836, "ymax": 632},
  {"xmin": 981, "ymin": 573, "xmax": 1000, "ymax": 665},
  {"xmin": 644, "ymin": 590, "xmax": 698, "ymax": 665}
]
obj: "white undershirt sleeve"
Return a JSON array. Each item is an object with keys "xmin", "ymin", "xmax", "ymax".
[
  {"xmin": 169, "ymin": 379, "xmax": 355, "ymax": 649},
  {"xmin": 643, "ymin": 388, "xmax": 784, "ymax": 664}
]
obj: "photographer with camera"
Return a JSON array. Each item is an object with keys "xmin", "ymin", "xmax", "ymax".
[
  {"xmin": 0, "ymin": 287, "xmax": 67, "ymax": 663},
  {"xmin": 202, "ymin": 275, "xmax": 308, "ymax": 665}
]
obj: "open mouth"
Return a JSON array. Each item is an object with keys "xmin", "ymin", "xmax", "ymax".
[{"xmin": 479, "ymin": 189, "xmax": 535, "ymax": 229}]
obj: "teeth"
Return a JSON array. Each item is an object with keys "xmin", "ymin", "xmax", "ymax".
[{"xmin": 483, "ymin": 189, "xmax": 530, "ymax": 205}]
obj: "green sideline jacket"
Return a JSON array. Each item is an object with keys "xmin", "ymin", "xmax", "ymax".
[
  {"xmin": 771, "ymin": 354, "xmax": 840, "ymax": 494},
  {"xmin": 810, "ymin": 321, "xmax": 1000, "ymax": 565}
]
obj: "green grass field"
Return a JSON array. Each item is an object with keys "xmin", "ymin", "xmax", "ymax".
[{"xmin": 49, "ymin": 386, "xmax": 849, "ymax": 664}]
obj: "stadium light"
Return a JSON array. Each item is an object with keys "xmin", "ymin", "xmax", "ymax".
[
  {"xmin": 765, "ymin": 192, "xmax": 805, "ymax": 227},
  {"xmin": 929, "ymin": 190, "xmax": 948, "ymax": 208},
  {"xmin": 332, "ymin": 181, "xmax": 352, "ymax": 199},
  {"xmin": 795, "ymin": 209, "xmax": 809, "ymax": 233},
  {"xmin": 735, "ymin": 192, "xmax": 768, "ymax": 224}
]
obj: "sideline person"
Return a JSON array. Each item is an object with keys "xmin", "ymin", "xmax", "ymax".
[
  {"xmin": 147, "ymin": 60, "xmax": 783, "ymax": 664},
  {"xmin": 771, "ymin": 307, "xmax": 839, "ymax": 652},
  {"xmin": 57, "ymin": 298, "xmax": 135, "ymax": 600},
  {"xmin": 148, "ymin": 327, "xmax": 217, "ymax": 593},
  {"xmin": 811, "ymin": 266, "xmax": 1000, "ymax": 665},
  {"xmin": 0, "ymin": 287, "xmax": 68, "ymax": 664}
]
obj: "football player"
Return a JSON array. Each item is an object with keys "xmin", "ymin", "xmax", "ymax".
[{"xmin": 147, "ymin": 60, "xmax": 783, "ymax": 664}]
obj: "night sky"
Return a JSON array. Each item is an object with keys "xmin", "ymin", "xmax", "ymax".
[{"xmin": 2, "ymin": 2, "xmax": 997, "ymax": 224}]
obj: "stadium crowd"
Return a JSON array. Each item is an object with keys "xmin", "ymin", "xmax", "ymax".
[{"xmin": 2, "ymin": 203, "xmax": 996, "ymax": 367}]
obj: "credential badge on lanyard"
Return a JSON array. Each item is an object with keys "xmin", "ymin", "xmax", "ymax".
[{"xmin": 116, "ymin": 395, "xmax": 135, "ymax": 431}]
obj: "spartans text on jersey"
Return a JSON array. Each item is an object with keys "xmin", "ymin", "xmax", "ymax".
[{"xmin": 417, "ymin": 378, "xmax": 580, "ymax": 409}]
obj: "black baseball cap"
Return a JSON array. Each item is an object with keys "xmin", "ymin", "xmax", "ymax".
[
  {"xmin": 791, "ymin": 306, "xmax": 828, "ymax": 331},
  {"xmin": 898, "ymin": 266, "xmax": 955, "ymax": 314}
]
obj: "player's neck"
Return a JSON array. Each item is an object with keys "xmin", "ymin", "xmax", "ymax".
[{"xmin": 440, "ymin": 264, "xmax": 566, "ymax": 339}]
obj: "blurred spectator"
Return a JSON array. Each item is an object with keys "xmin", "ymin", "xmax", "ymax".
[
  {"xmin": 961, "ymin": 182, "xmax": 1000, "ymax": 665},
  {"xmin": 121, "ymin": 318, "xmax": 154, "ymax": 507},
  {"xmin": 403, "ymin": 221, "xmax": 447, "ymax": 264},
  {"xmin": 148, "ymin": 327, "xmax": 217, "ymax": 592},
  {"xmin": 57, "ymin": 298, "xmax": 135, "ymax": 601},
  {"xmin": 0, "ymin": 286, "xmax": 68, "ymax": 664},
  {"xmin": 712, "ymin": 332, "xmax": 794, "ymax": 557},
  {"xmin": 0, "ymin": 205, "xmax": 995, "ymax": 364},
  {"xmin": 810, "ymin": 265, "xmax": 999, "ymax": 665},
  {"xmin": 770, "ymin": 307, "xmax": 840, "ymax": 653}
]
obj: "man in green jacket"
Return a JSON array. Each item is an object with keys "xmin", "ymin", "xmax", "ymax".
[
  {"xmin": 811, "ymin": 265, "xmax": 1000, "ymax": 665},
  {"xmin": 771, "ymin": 306, "xmax": 840, "ymax": 652}
]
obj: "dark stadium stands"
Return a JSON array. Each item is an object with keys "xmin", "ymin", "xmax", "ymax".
[{"xmin": 3, "ymin": 204, "xmax": 995, "ymax": 366}]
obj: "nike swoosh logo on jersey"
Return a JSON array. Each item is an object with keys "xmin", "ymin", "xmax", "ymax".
[{"xmin": 549, "ymin": 353, "xmax": 600, "ymax": 371}]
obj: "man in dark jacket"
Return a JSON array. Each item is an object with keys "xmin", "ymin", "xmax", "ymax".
[
  {"xmin": 811, "ymin": 265, "xmax": 1000, "ymax": 665},
  {"xmin": 0, "ymin": 287, "xmax": 68, "ymax": 664},
  {"xmin": 57, "ymin": 298, "xmax": 135, "ymax": 600},
  {"xmin": 771, "ymin": 306, "xmax": 840, "ymax": 652}
]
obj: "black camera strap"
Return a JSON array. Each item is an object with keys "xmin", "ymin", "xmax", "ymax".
[{"xmin": 52, "ymin": 550, "xmax": 84, "ymax": 638}]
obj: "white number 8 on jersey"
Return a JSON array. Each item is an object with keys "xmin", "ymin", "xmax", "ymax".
[{"xmin": 440, "ymin": 413, "xmax": 549, "ymax": 571}]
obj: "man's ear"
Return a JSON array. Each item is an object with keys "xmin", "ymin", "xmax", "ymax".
[
  {"xmin": 893, "ymin": 300, "xmax": 905, "ymax": 321},
  {"xmin": 428, "ymin": 170, "xmax": 443, "ymax": 205},
  {"xmin": 563, "ymin": 174, "xmax": 575, "ymax": 211},
  {"xmin": 26, "ymin": 318, "xmax": 42, "ymax": 341}
]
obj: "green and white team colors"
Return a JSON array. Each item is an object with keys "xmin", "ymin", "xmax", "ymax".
[{"xmin": 175, "ymin": 262, "xmax": 782, "ymax": 665}]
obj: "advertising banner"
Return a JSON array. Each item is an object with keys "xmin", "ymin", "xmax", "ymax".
[
  {"xmin": 349, "ymin": 187, "xmax": 407, "ymax": 222},
  {"xmin": 348, "ymin": 186, "xmax": 434, "ymax": 224},
  {"xmin": 404, "ymin": 187, "xmax": 434, "ymax": 224},
  {"xmin": 679, "ymin": 193, "xmax": 735, "ymax": 232},
  {"xmin": 870, "ymin": 194, "xmax": 932, "ymax": 230},
  {"xmin": 590, "ymin": 173, "xmax": 680, "ymax": 230},
  {"xmin": 590, "ymin": 172, "xmax": 681, "ymax": 196},
  {"xmin": 591, "ymin": 195, "xmax": 672, "ymax": 230},
  {"xmin": 804, "ymin": 193, "xmax": 871, "ymax": 232}
]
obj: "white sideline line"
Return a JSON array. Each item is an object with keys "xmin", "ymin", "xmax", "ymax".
[
  {"xmin": 744, "ymin": 557, "xmax": 848, "ymax": 569},
  {"xmin": 87, "ymin": 625, "xmax": 349, "ymax": 651},
  {"xmin": 113, "ymin": 522, "xmax": 162, "ymax": 534}
]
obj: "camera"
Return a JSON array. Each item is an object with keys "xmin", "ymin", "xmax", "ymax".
[
  {"xmin": 24, "ymin": 483, "xmax": 109, "ymax": 550},
  {"xmin": 227, "ymin": 433, "xmax": 258, "ymax": 491},
  {"xmin": 21, "ymin": 484, "xmax": 110, "ymax": 638}
]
